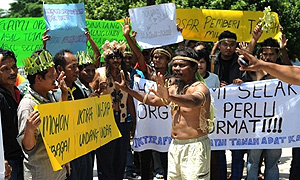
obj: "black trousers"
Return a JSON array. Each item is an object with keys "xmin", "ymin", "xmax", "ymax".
[{"xmin": 95, "ymin": 112, "xmax": 128, "ymax": 180}]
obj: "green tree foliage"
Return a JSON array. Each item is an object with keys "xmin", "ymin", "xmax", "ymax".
[
  {"xmin": 85, "ymin": 0, "xmax": 147, "ymax": 20},
  {"xmin": 0, "ymin": 9, "xmax": 9, "ymax": 17},
  {"xmin": 8, "ymin": 0, "xmax": 43, "ymax": 17},
  {"xmin": 6, "ymin": 0, "xmax": 300, "ymax": 58}
]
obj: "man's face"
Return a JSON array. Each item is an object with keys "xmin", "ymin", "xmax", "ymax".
[
  {"xmin": 261, "ymin": 48, "xmax": 279, "ymax": 63},
  {"xmin": 218, "ymin": 40, "xmax": 237, "ymax": 58},
  {"xmin": 123, "ymin": 53, "xmax": 133, "ymax": 69},
  {"xmin": 142, "ymin": 50, "xmax": 151, "ymax": 64},
  {"xmin": 39, "ymin": 66, "xmax": 57, "ymax": 91},
  {"xmin": 152, "ymin": 53, "xmax": 169, "ymax": 70},
  {"xmin": 79, "ymin": 64, "xmax": 96, "ymax": 84},
  {"xmin": 63, "ymin": 52, "xmax": 79, "ymax": 83},
  {"xmin": 172, "ymin": 59, "xmax": 195, "ymax": 83},
  {"xmin": 107, "ymin": 53, "xmax": 122, "ymax": 70},
  {"xmin": 198, "ymin": 58, "xmax": 207, "ymax": 75},
  {"xmin": 0, "ymin": 55, "xmax": 18, "ymax": 87}
]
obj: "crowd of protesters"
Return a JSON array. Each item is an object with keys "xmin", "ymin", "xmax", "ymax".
[{"xmin": 1, "ymin": 12, "xmax": 300, "ymax": 180}]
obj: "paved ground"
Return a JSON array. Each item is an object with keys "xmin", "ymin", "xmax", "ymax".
[{"xmin": 93, "ymin": 148, "xmax": 292, "ymax": 180}]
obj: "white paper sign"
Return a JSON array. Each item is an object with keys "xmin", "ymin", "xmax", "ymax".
[
  {"xmin": 129, "ymin": 3, "xmax": 183, "ymax": 49},
  {"xmin": 132, "ymin": 77, "xmax": 172, "ymax": 152},
  {"xmin": 0, "ymin": 112, "xmax": 5, "ymax": 180},
  {"xmin": 209, "ymin": 79, "xmax": 300, "ymax": 150}
]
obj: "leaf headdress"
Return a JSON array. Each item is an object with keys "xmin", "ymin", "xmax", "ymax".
[
  {"xmin": 23, "ymin": 50, "xmax": 54, "ymax": 75},
  {"xmin": 76, "ymin": 51, "xmax": 95, "ymax": 66}
]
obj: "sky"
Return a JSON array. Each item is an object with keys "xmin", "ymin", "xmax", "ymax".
[{"xmin": 1, "ymin": 0, "xmax": 16, "ymax": 10}]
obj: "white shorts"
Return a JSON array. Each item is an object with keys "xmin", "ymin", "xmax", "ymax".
[{"xmin": 168, "ymin": 136, "xmax": 211, "ymax": 180}]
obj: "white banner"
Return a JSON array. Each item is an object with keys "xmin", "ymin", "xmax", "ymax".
[
  {"xmin": 132, "ymin": 78, "xmax": 300, "ymax": 151},
  {"xmin": 210, "ymin": 79, "xmax": 300, "ymax": 150},
  {"xmin": 132, "ymin": 78, "xmax": 172, "ymax": 152},
  {"xmin": 0, "ymin": 112, "xmax": 5, "ymax": 180},
  {"xmin": 129, "ymin": 3, "xmax": 183, "ymax": 49}
]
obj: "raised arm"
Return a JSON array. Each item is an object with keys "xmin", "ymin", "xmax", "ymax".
[
  {"xmin": 247, "ymin": 25, "xmax": 263, "ymax": 54},
  {"xmin": 210, "ymin": 41, "xmax": 219, "ymax": 55},
  {"xmin": 85, "ymin": 27, "xmax": 101, "ymax": 68},
  {"xmin": 279, "ymin": 26, "xmax": 291, "ymax": 65},
  {"xmin": 120, "ymin": 18, "xmax": 147, "ymax": 73},
  {"xmin": 237, "ymin": 48, "xmax": 300, "ymax": 85}
]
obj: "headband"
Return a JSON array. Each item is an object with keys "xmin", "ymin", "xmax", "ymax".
[
  {"xmin": 219, "ymin": 38, "xmax": 237, "ymax": 43},
  {"xmin": 153, "ymin": 48, "xmax": 171, "ymax": 58},
  {"xmin": 262, "ymin": 46, "xmax": 280, "ymax": 50},
  {"xmin": 172, "ymin": 56, "xmax": 199, "ymax": 64},
  {"xmin": 124, "ymin": 51, "xmax": 132, "ymax": 54}
]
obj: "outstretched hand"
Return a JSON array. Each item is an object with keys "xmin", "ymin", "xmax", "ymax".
[
  {"xmin": 279, "ymin": 26, "xmax": 288, "ymax": 50},
  {"xmin": 239, "ymin": 42, "xmax": 248, "ymax": 50},
  {"xmin": 236, "ymin": 48, "xmax": 263, "ymax": 71},
  {"xmin": 114, "ymin": 70, "xmax": 128, "ymax": 91},
  {"xmin": 57, "ymin": 71, "xmax": 68, "ymax": 93},
  {"xmin": 149, "ymin": 72, "xmax": 170, "ymax": 100},
  {"xmin": 120, "ymin": 17, "xmax": 131, "ymax": 36}
]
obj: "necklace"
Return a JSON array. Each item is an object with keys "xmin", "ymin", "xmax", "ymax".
[{"xmin": 176, "ymin": 78, "xmax": 197, "ymax": 95}]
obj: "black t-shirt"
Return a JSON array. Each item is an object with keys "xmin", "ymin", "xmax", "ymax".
[{"xmin": 219, "ymin": 57, "xmax": 233, "ymax": 84}]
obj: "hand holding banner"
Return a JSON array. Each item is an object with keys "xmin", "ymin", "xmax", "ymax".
[
  {"xmin": 43, "ymin": 3, "xmax": 86, "ymax": 56},
  {"xmin": 36, "ymin": 95, "xmax": 121, "ymax": 171}
]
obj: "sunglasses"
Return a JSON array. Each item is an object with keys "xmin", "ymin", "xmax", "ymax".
[{"xmin": 107, "ymin": 53, "xmax": 122, "ymax": 59}]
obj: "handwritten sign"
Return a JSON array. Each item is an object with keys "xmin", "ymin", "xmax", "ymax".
[
  {"xmin": 0, "ymin": 18, "xmax": 45, "ymax": 66},
  {"xmin": 43, "ymin": 3, "xmax": 86, "ymax": 56},
  {"xmin": 177, "ymin": 9, "xmax": 281, "ymax": 42},
  {"xmin": 0, "ymin": 112, "xmax": 5, "ymax": 180},
  {"xmin": 129, "ymin": 3, "xmax": 184, "ymax": 49},
  {"xmin": 132, "ymin": 78, "xmax": 172, "ymax": 152},
  {"xmin": 0, "ymin": 8, "xmax": 281, "ymax": 66},
  {"xmin": 36, "ymin": 95, "xmax": 121, "ymax": 171},
  {"xmin": 209, "ymin": 79, "xmax": 300, "ymax": 150},
  {"xmin": 0, "ymin": 18, "xmax": 125, "ymax": 66}
]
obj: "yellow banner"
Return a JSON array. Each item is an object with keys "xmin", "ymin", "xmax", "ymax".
[
  {"xmin": 176, "ymin": 9, "xmax": 281, "ymax": 42},
  {"xmin": 36, "ymin": 95, "xmax": 121, "ymax": 171}
]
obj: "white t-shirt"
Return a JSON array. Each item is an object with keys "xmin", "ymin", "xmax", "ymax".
[{"xmin": 204, "ymin": 71, "xmax": 220, "ymax": 88}]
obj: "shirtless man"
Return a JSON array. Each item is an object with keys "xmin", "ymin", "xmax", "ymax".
[{"xmin": 115, "ymin": 47, "xmax": 212, "ymax": 180}]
